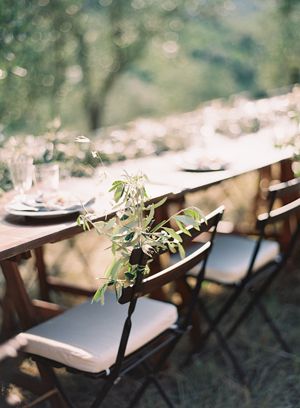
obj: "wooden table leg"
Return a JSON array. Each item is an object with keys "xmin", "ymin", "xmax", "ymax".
[
  {"xmin": 1, "ymin": 257, "xmax": 64, "ymax": 331},
  {"xmin": 34, "ymin": 247, "xmax": 51, "ymax": 302},
  {"xmin": 175, "ymin": 277, "xmax": 203, "ymax": 348},
  {"xmin": 34, "ymin": 245, "xmax": 99, "ymax": 300},
  {"xmin": 0, "ymin": 259, "xmax": 37, "ymax": 331},
  {"xmin": 0, "ymin": 257, "xmax": 67, "ymax": 408},
  {"xmin": 253, "ymin": 165, "xmax": 273, "ymax": 215},
  {"xmin": 0, "ymin": 297, "xmax": 17, "ymax": 341},
  {"xmin": 280, "ymin": 159, "xmax": 296, "ymax": 249},
  {"xmin": 1, "ymin": 350, "xmax": 66, "ymax": 408},
  {"xmin": 280, "ymin": 158, "xmax": 294, "ymax": 182}
]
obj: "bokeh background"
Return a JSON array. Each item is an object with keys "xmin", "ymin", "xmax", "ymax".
[
  {"xmin": 1, "ymin": 0, "xmax": 299, "ymax": 134},
  {"xmin": 1, "ymin": 2, "xmax": 300, "ymax": 406},
  {"xmin": 1, "ymin": 0, "xmax": 300, "ymax": 194}
]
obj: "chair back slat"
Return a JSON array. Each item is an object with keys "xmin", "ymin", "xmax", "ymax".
[
  {"xmin": 119, "ymin": 206, "xmax": 224, "ymax": 304},
  {"xmin": 180, "ymin": 205, "xmax": 224, "ymax": 241},
  {"xmin": 119, "ymin": 241, "xmax": 211, "ymax": 304},
  {"xmin": 244, "ymin": 179, "xmax": 300, "ymax": 278},
  {"xmin": 268, "ymin": 177, "xmax": 300, "ymax": 200},
  {"xmin": 257, "ymin": 197, "xmax": 300, "ymax": 229}
]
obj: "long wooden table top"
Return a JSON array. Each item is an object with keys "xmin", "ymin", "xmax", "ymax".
[{"xmin": 0, "ymin": 132, "xmax": 292, "ymax": 261}]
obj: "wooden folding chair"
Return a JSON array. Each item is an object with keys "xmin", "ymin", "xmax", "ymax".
[
  {"xmin": 16, "ymin": 207, "xmax": 224, "ymax": 408},
  {"xmin": 185, "ymin": 178, "xmax": 300, "ymax": 384}
]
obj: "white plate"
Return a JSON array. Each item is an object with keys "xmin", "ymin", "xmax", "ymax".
[
  {"xmin": 178, "ymin": 158, "xmax": 228, "ymax": 172},
  {"xmin": 5, "ymin": 196, "xmax": 95, "ymax": 219},
  {"xmin": 5, "ymin": 206, "xmax": 82, "ymax": 219}
]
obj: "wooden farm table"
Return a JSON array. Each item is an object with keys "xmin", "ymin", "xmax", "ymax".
[
  {"xmin": 0, "ymin": 132, "xmax": 293, "ymax": 405},
  {"xmin": 0, "ymin": 178, "xmax": 175, "ymax": 332},
  {"xmin": 106, "ymin": 132, "xmax": 293, "ymax": 194},
  {"xmin": 0, "ymin": 132, "xmax": 293, "ymax": 335}
]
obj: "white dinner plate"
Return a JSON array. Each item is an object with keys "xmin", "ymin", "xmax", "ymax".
[
  {"xmin": 5, "ymin": 196, "xmax": 95, "ymax": 219},
  {"xmin": 5, "ymin": 206, "xmax": 83, "ymax": 219},
  {"xmin": 177, "ymin": 156, "xmax": 228, "ymax": 172}
]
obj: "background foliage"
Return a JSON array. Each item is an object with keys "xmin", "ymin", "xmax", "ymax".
[{"xmin": 0, "ymin": 0, "xmax": 299, "ymax": 135}]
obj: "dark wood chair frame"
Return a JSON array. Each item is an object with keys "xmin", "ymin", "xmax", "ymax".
[
  {"xmin": 6, "ymin": 207, "xmax": 224, "ymax": 408},
  {"xmin": 186, "ymin": 178, "xmax": 300, "ymax": 385}
]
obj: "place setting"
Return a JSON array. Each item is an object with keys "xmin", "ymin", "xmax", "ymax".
[
  {"xmin": 5, "ymin": 157, "xmax": 95, "ymax": 220},
  {"xmin": 176, "ymin": 149, "xmax": 230, "ymax": 173}
]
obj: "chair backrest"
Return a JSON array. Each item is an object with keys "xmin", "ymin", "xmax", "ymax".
[
  {"xmin": 268, "ymin": 177, "xmax": 300, "ymax": 201},
  {"xmin": 257, "ymin": 198, "xmax": 300, "ymax": 229},
  {"xmin": 259, "ymin": 177, "xmax": 300, "ymax": 235},
  {"xmin": 119, "ymin": 241, "xmax": 211, "ymax": 304},
  {"xmin": 243, "ymin": 179, "xmax": 300, "ymax": 279},
  {"xmin": 119, "ymin": 205, "xmax": 225, "ymax": 304},
  {"xmin": 267, "ymin": 177, "xmax": 300, "ymax": 216},
  {"xmin": 241, "ymin": 179, "xmax": 300, "ymax": 280},
  {"xmin": 111, "ymin": 205, "xmax": 223, "ymax": 378}
]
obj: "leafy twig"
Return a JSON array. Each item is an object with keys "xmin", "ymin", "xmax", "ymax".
[{"xmin": 77, "ymin": 172, "xmax": 205, "ymax": 303}]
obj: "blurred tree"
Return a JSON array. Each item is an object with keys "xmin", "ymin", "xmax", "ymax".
[
  {"xmin": 2, "ymin": 0, "xmax": 298, "ymax": 134},
  {"xmin": 253, "ymin": 0, "xmax": 299, "ymax": 91},
  {"xmin": 0, "ymin": 0, "xmax": 227, "ymax": 132},
  {"xmin": 0, "ymin": 0, "xmax": 78, "ymax": 131},
  {"xmin": 276, "ymin": 0, "xmax": 300, "ymax": 85},
  {"xmin": 278, "ymin": 0, "xmax": 300, "ymax": 14},
  {"xmin": 72, "ymin": 0, "xmax": 174, "ymax": 130}
]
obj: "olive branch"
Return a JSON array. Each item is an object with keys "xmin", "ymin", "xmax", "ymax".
[{"xmin": 77, "ymin": 172, "xmax": 205, "ymax": 303}]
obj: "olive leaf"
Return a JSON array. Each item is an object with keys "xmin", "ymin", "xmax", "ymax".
[
  {"xmin": 162, "ymin": 227, "xmax": 183, "ymax": 243},
  {"xmin": 92, "ymin": 283, "xmax": 108, "ymax": 304},
  {"xmin": 144, "ymin": 204, "xmax": 155, "ymax": 228}
]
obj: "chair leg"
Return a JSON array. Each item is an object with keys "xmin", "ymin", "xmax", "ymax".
[
  {"xmin": 90, "ymin": 378, "xmax": 115, "ymax": 408},
  {"xmin": 127, "ymin": 376, "xmax": 153, "ymax": 408},
  {"xmin": 36, "ymin": 362, "xmax": 71, "ymax": 408},
  {"xmin": 197, "ymin": 298, "xmax": 247, "ymax": 386},
  {"xmin": 225, "ymin": 279, "xmax": 292, "ymax": 354},
  {"xmin": 226, "ymin": 270, "xmax": 281, "ymax": 340},
  {"xmin": 225, "ymin": 300, "xmax": 255, "ymax": 340},
  {"xmin": 254, "ymin": 298, "xmax": 292, "ymax": 353},
  {"xmin": 151, "ymin": 375, "xmax": 175, "ymax": 408},
  {"xmin": 127, "ymin": 371, "xmax": 174, "ymax": 408},
  {"xmin": 142, "ymin": 361, "xmax": 175, "ymax": 408},
  {"xmin": 49, "ymin": 368, "xmax": 75, "ymax": 408},
  {"xmin": 128, "ymin": 337, "xmax": 179, "ymax": 408},
  {"xmin": 199, "ymin": 285, "xmax": 245, "ymax": 347}
]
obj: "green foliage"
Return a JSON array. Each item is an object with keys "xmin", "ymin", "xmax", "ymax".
[
  {"xmin": 78, "ymin": 172, "xmax": 205, "ymax": 303},
  {"xmin": 0, "ymin": 0, "xmax": 193, "ymax": 131},
  {"xmin": 278, "ymin": 0, "xmax": 300, "ymax": 15},
  {"xmin": 1, "ymin": 1, "xmax": 299, "ymax": 134}
]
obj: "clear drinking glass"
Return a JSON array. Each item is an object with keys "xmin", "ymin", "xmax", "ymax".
[
  {"xmin": 9, "ymin": 156, "xmax": 34, "ymax": 198},
  {"xmin": 34, "ymin": 163, "xmax": 60, "ymax": 193}
]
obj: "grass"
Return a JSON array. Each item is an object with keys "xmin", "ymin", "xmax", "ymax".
[
  {"xmin": 8, "ymin": 240, "xmax": 299, "ymax": 408},
  {"xmin": 1, "ymin": 174, "xmax": 300, "ymax": 407}
]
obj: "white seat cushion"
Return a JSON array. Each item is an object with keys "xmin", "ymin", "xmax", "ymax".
[
  {"xmin": 190, "ymin": 234, "xmax": 280, "ymax": 284},
  {"xmin": 204, "ymin": 234, "xmax": 280, "ymax": 284},
  {"xmin": 18, "ymin": 292, "xmax": 178, "ymax": 374}
]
